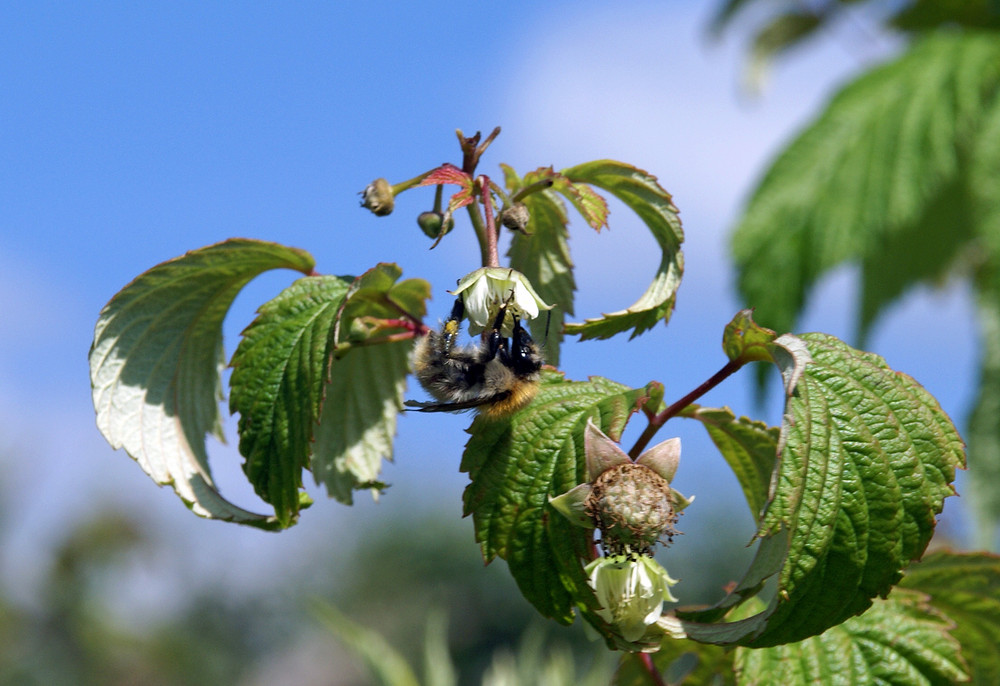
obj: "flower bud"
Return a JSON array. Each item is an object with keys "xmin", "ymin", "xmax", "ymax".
[
  {"xmin": 416, "ymin": 211, "xmax": 454, "ymax": 239},
  {"xmin": 585, "ymin": 554, "xmax": 678, "ymax": 642},
  {"xmin": 360, "ymin": 178, "xmax": 394, "ymax": 216},
  {"xmin": 499, "ymin": 202, "xmax": 531, "ymax": 233}
]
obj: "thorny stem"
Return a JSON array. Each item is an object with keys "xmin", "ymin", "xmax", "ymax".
[
  {"xmin": 639, "ymin": 653, "xmax": 667, "ymax": 686},
  {"xmin": 629, "ymin": 358, "xmax": 744, "ymax": 459},
  {"xmin": 479, "ymin": 176, "xmax": 500, "ymax": 267},
  {"xmin": 455, "ymin": 128, "xmax": 503, "ymax": 266}
]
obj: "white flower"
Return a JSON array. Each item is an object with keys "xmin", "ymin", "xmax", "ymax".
[
  {"xmin": 450, "ymin": 267, "xmax": 551, "ymax": 335},
  {"xmin": 585, "ymin": 554, "xmax": 678, "ymax": 642}
]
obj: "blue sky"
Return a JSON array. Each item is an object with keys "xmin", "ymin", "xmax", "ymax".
[{"xmin": 0, "ymin": 2, "xmax": 977, "ymax": 614}]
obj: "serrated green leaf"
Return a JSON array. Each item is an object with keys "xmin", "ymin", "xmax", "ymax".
[
  {"xmin": 900, "ymin": 550, "xmax": 1000, "ymax": 685},
  {"xmin": 752, "ymin": 333, "xmax": 965, "ymax": 646},
  {"xmin": 229, "ymin": 275, "xmax": 351, "ymax": 526},
  {"xmin": 461, "ymin": 371, "xmax": 651, "ymax": 623},
  {"xmin": 731, "ymin": 33, "xmax": 1000, "ymax": 339},
  {"xmin": 89, "ymin": 238, "xmax": 315, "ymax": 530},
  {"xmin": 313, "ymin": 264, "xmax": 430, "ymax": 504},
  {"xmin": 682, "ymin": 406, "xmax": 777, "ymax": 520},
  {"xmin": 311, "ymin": 602, "xmax": 421, "ymax": 686},
  {"xmin": 679, "ymin": 334, "xmax": 965, "ymax": 647},
  {"xmin": 503, "ymin": 165, "xmax": 576, "ymax": 367},
  {"xmin": 734, "ymin": 588, "xmax": 968, "ymax": 685},
  {"xmin": 561, "ymin": 160, "xmax": 684, "ymax": 341}
]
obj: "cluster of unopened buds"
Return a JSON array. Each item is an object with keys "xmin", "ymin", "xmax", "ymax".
[{"xmin": 551, "ymin": 421, "xmax": 693, "ymax": 646}]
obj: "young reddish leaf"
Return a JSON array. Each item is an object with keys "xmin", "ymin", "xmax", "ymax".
[{"xmin": 419, "ymin": 162, "xmax": 476, "ymax": 212}]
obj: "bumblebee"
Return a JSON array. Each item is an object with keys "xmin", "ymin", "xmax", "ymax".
[{"xmin": 409, "ymin": 297, "xmax": 544, "ymax": 419}]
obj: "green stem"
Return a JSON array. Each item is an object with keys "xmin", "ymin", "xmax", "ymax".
[
  {"xmin": 466, "ymin": 201, "xmax": 490, "ymax": 267},
  {"xmin": 629, "ymin": 358, "xmax": 744, "ymax": 459},
  {"xmin": 510, "ymin": 177, "xmax": 554, "ymax": 203},
  {"xmin": 334, "ymin": 330, "xmax": 418, "ymax": 357},
  {"xmin": 391, "ymin": 170, "xmax": 432, "ymax": 195}
]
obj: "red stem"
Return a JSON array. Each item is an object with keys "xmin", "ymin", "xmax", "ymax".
[
  {"xmin": 639, "ymin": 653, "xmax": 666, "ymax": 686},
  {"xmin": 629, "ymin": 358, "xmax": 744, "ymax": 459},
  {"xmin": 479, "ymin": 175, "xmax": 500, "ymax": 267}
]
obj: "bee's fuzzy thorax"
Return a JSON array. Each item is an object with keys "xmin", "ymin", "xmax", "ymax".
[{"xmin": 409, "ymin": 304, "xmax": 544, "ymax": 417}]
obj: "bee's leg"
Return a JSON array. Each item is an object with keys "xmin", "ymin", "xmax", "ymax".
[
  {"xmin": 442, "ymin": 297, "xmax": 465, "ymax": 354},
  {"xmin": 448, "ymin": 296, "xmax": 465, "ymax": 323},
  {"xmin": 482, "ymin": 303, "xmax": 510, "ymax": 362},
  {"xmin": 510, "ymin": 319, "xmax": 541, "ymax": 374}
]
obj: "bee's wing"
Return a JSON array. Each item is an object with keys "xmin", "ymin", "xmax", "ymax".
[{"xmin": 404, "ymin": 392, "xmax": 511, "ymax": 414}]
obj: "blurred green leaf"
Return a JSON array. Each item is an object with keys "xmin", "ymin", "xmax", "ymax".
[
  {"xmin": 900, "ymin": 550, "xmax": 1000, "ymax": 685},
  {"xmin": 312, "ymin": 602, "xmax": 422, "ymax": 686},
  {"xmin": 891, "ymin": 0, "xmax": 1000, "ymax": 31},
  {"xmin": 734, "ymin": 588, "xmax": 968, "ymax": 685},
  {"xmin": 968, "ymin": 283, "xmax": 1000, "ymax": 548},
  {"xmin": 748, "ymin": 11, "xmax": 823, "ymax": 81},
  {"xmin": 90, "ymin": 238, "xmax": 315, "ymax": 530},
  {"xmin": 731, "ymin": 33, "xmax": 1000, "ymax": 338},
  {"xmin": 561, "ymin": 160, "xmax": 684, "ymax": 341},
  {"xmin": 462, "ymin": 370, "xmax": 652, "ymax": 623},
  {"xmin": 423, "ymin": 611, "xmax": 457, "ymax": 686},
  {"xmin": 616, "ymin": 640, "xmax": 735, "ymax": 685}
]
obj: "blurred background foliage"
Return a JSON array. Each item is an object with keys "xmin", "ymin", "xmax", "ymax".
[{"xmin": 0, "ymin": 501, "xmax": 749, "ymax": 685}]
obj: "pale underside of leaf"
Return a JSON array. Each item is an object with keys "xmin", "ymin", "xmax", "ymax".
[
  {"xmin": 90, "ymin": 238, "xmax": 316, "ymax": 529},
  {"xmin": 312, "ymin": 339, "xmax": 412, "ymax": 504}
]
